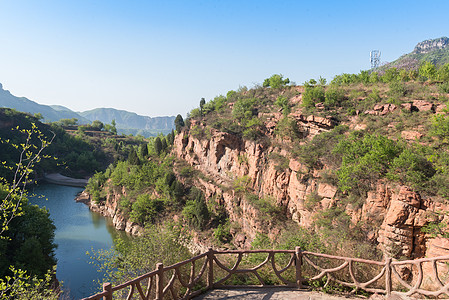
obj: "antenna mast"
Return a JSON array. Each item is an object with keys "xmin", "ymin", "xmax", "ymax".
[{"xmin": 370, "ymin": 50, "xmax": 381, "ymax": 70}]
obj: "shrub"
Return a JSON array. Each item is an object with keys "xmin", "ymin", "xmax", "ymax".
[
  {"xmin": 182, "ymin": 188, "xmax": 209, "ymax": 230},
  {"xmin": 129, "ymin": 194, "xmax": 164, "ymax": 225},
  {"xmin": 430, "ymin": 114, "xmax": 449, "ymax": 140},
  {"xmin": 304, "ymin": 192, "xmax": 322, "ymax": 211},
  {"xmin": 324, "ymin": 87, "xmax": 345, "ymax": 108},
  {"xmin": 233, "ymin": 175, "xmax": 251, "ymax": 194},
  {"xmin": 439, "ymin": 82, "xmax": 449, "ymax": 94},
  {"xmin": 388, "ymin": 81, "xmax": 407, "ymax": 98},
  {"xmin": 274, "ymin": 96, "xmax": 290, "ymax": 115},
  {"xmin": 334, "ymin": 133, "xmax": 402, "ymax": 198},
  {"xmin": 387, "ymin": 148, "xmax": 435, "ymax": 190},
  {"xmin": 302, "ymin": 86, "xmax": 325, "ymax": 108},
  {"xmin": 213, "ymin": 221, "xmax": 232, "ymax": 244},
  {"xmin": 295, "ymin": 125, "xmax": 348, "ymax": 169},
  {"xmin": 275, "ymin": 117, "xmax": 301, "ymax": 140},
  {"xmin": 263, "ymin": 74, "xmax": 290, "ymax": 89}
]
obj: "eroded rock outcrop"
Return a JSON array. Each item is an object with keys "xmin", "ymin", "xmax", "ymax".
[
  {"xmin": 174, "ymin": 121, "xmax": 449, "ymax": 258},
  {"xmin": 76, "ymin": 186, "xmax": 144, "ymax": 235}
]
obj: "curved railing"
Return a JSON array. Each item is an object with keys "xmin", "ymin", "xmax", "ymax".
[{"xmin": 82, "ymin": 247, "xmax": 449, "ymax": 300}]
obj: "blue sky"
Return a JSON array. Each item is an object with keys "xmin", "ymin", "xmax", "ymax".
[{"xmin": 0, "ymin": 0, "xmax": 448, "ymax": 117}]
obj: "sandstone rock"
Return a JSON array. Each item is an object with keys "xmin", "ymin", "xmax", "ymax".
[
  {"xmin": 397, "ymin": 186, "xmax": 421, "ymax": 208},
  {"xmin": 435, "ymin": 104, "xmax": 447, "ymax": 113},
  {"xmin": 367, "ymin": 104, "xmax": 397, "ymax": 115},
  {"xmin": 413, "ymin": 100, "xmax": 434, "ymax": 112},
  {"xmin": 401, "ymin": 130, "xmax": 423, "ymax": 141},
  {"xmin": 290, "ymin": 94, "xmax": 302, "ymax": 104},
  {"xmin": 400, "ymin": 102, "xmax": 413, "ymax": 112},
  {"xmin": 315, "ymin": 102, "xmax": 325, "ymax": 110},
  {"xmin": 317, "ymin": 183, "xmax": 337, "ymax": 199}
]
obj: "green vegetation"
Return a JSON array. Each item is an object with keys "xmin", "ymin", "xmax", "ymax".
[
  {"xmin": 90, "ymin": 224, "xmax": 191, "ymax": 297},
  {"xmin": 0, "ymin": 121, "xmax": 58, "ymax": 298},
  {"xmin": 263, "ymin": 74, "xmax": 290, "ymax": 89}
]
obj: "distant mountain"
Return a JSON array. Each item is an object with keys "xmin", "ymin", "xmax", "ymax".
[
  {"xmin": 382, "ymin": 37, "xmax": 449, "ymax": 70},
  {"xmin": 79, "ymin": 108, "xmax": 175, "ymax": 136},
  {"xmin": 0, "ymin": 83, "xmax": 89, "ymax": 123},
  {"xmin": 0, "ymin": 83, "xmax": 175, "ymax": 137}
]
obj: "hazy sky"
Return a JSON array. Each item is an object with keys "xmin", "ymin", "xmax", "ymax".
[{"xmin": 0, "ymin": 1, "xmax": 448, "ymax": 117}]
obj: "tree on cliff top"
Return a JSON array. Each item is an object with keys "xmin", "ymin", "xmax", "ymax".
[
  {"xmin": 263, "ymin": 74, "xmax": 290, "ymax": 89},
  {"xmin": 174, "ymin": 114, "xmax": 184, "ymax": 133}
]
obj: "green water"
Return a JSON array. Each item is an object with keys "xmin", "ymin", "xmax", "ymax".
[{"xmin": 29, "ymin": 183, "xmax": 126, "ymax": 299}]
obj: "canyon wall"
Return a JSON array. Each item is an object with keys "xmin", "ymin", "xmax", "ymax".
[{"xmin": 173, "ymin": 115, "xmax": 449, "ymax": 259}]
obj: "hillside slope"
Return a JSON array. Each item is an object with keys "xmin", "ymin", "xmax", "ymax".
[
  {"xmin": 0, "ymin": 83, "xmax": 90, "ymax": 123},
  {"xmin": 86, "ymin": 73, "xmax": 449, "ymax": 267},
  {"xmin": 383, "ymin": 36, "xmax": 449, "ymax": 70}
]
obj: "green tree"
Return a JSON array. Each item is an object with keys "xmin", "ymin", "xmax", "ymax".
[
  {"xmin": 139, "ymin": 143, "xmax": 148, "ymax": 159},
  {"xmin": 0, "ymin": 196, "xmax": 57, "ymax": 278},
  {"xmin": 263, "ymin": 74, "xmax": 290, "ymax": 89},
  {"xmin": 0, "ymin": 124, "xmax": 54, "ymax": 235},
  {"xmin": 302, "ymin": 86, "xmax": 325, "ymax": 108},
  {"xmin": 90, "ymin": 120, "xmax": 104, "ymax": 131},
  {"xmin": 174, "ymin": 114, "xmax": 184, "ymax": 133},
  {"xmin": 199, "ymin": 98, "xmax": 206, "ymax": 115},
  {"xmin": 127, "ymin": 148, "xmax": 140, "ymax": 165},
  {"xmin": 33, "ymin": 113, "xmax": 44, "ymax": 121},
  {"xmin": 58, "ymin": 118, "xmax": 78, "ymax": 126},
  {"xmin": 154, "ymin": 137, "xmax": 162, "ymax": 155},
  {"xmin": 419, "ymin": 61, "xmax": 437, "ymax": 81},
  {"xmin": 183, "ymin": 189, "xmax": 209, "ymax": 230},
  {"xmin": 89, "ymin": 224, "xmax": 191, "ymax": 297}
]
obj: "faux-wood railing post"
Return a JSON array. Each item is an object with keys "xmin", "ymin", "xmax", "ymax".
[
  {"xmin": 207, "ymin": 248, "xmax": 214, "ymax": 289},
  {"xmin": 155, "ymin": 263, "xmax": 164, "ymax": 300},
  {"xmin": 102, "ymin": 282, "xmax": 112, "ymax": 300},
  {"xmin": 385, "ymin": 257, "xmax": 392, "ymax": 297},
  {"xmin": 295, "ymin": 246, "xmax": 303, "ymax": 288}
]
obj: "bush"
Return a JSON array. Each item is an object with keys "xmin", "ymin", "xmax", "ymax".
[
  {"xmin": 387, "ymin": 148, "xmax": 435, "ymax": 190},
  {"xmin": 129, "ymin": 194, "xmax": 164, "ymax": 225},
  {"xmin": 430, "ymin": 114, "xmax": 449, "ymax": 140},
  {"xmin": 274, "ymin": 96, "xmax": 290, "ymax": 115},
  {"xmin": 263, "ymin": 74, "xmax": 290, "ymax": 89},
  {"xmin": 324, "ymin": 87, "xmax": 345, "ymax": 108},
  {"xmin": 388, "ymin": 81, "xmax": 407, "ymax": 98},
  {"xmin": 232, "ymin": 98, "xmax": 257, "ymax": 124},
  {"xmin": 182, "ymin": 189, "xmax": 209, "ymax": 230},
  {"xmin": 275, "ymin": 117, "xmax": 301, "ymax": 140},
  {"xmin": 302, "ymin": 86, "xmax": 325, "ymax": 108},
  {"xmin": 439, "ymin": 82, "xmax": 449, "ymax": 94},
  {"xmin": 334, "ymin": 133, "xmax": 402, "ymax": 198},
  {"xmin": 295, "ymin": 125, "xmax": 348, "ymax": 169}
]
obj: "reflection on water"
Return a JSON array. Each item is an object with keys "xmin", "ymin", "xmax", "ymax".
[{"xmin": 29, "ymin": 183, "xmax": 129, "ymax": 299}]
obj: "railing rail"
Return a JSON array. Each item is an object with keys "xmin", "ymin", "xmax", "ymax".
[{"xmin": 82, "ymin": 247, "xmax": 449, "ymax": 300}]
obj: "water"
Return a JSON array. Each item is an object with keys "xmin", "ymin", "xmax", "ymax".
[{"xmin": 29, "ymin": 183, "xmax": 124, "ymax": 299}]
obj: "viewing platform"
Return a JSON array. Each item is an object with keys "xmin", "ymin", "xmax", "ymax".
[{"xmin": 82, "ymin": 247, "xmax": 449, "ymax": 300}]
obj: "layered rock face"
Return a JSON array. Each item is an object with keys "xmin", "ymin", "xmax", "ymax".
[
  {"xmin": 76, "ymin": 189, "xmax": 143, "ymax": 235},
  {"xmin": 173, "ymin": 118, "xmax": 448, "ymax": 259},
  {"xmin": 413, "ymin": 37, "xmax": 449, "ymax": 54}
]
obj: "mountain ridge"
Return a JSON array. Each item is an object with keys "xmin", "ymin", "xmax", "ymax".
[
  {"xmin": 0, "ymin": 83, "xmax": 174, "ymax": 137},
  {"xmin": 382, "ymin": 36, "xmax": 449, "ymax": 70}
]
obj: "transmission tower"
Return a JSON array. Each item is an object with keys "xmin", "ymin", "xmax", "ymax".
[{"xmin": 370, "ymin": 50, "xmax": 381, "ymax": 70}]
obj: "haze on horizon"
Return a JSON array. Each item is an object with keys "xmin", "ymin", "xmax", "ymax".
[{"xmin": 0, "ymin": 0, "xmax": 448, "ymax": 118}]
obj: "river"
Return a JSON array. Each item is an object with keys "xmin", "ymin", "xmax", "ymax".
[{"xmin": 29, "ymin": 183, "xmax": 126, "ymax": 299}]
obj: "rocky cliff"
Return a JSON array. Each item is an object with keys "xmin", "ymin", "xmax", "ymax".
[
  {"xmin": 76, "ymin": 188, "xmax": 144, "ymax": 235},
  {"xmin": 413, "ymin": 37, "xmax": 449, "ymax": 54},
  {"xmin": 172, "ymin": 96, "xmax": 449, "ymax": 260}
]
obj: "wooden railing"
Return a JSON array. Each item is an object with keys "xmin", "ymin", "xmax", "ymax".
[{"xmin": 82, "ymin": 247, "xmax": 449, "ymax": 300}]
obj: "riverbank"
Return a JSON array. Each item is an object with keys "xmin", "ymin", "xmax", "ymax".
[{"xmin": 44, "ymin": 173, "xmax": 88, "ymax": 187}]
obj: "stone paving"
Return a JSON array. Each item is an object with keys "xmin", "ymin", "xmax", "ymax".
[{"xmin": 193, "ymin": 287, "xmax": 366, "ymax": 300}]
